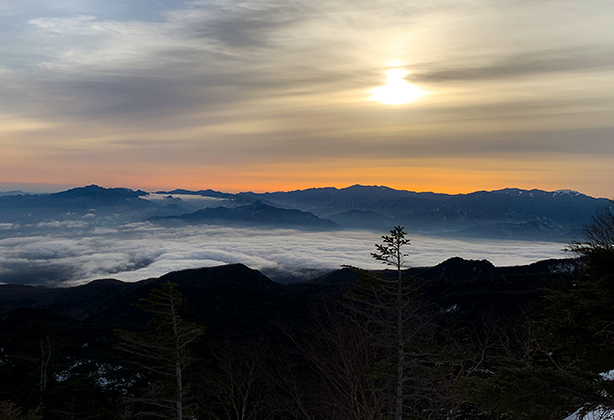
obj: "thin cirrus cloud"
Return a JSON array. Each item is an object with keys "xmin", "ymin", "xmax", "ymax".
[{"xmin": 0, "ymin": 0, "xmax": 613, "ymax": 195}]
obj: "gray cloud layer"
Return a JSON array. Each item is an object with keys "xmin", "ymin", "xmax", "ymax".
[
  {"xmin": 1, "ymin": 0, "xmax": 613, "ymax": 195},
  {"xmin": 4, "ymin": 1, "xmax": 613, "ymax": 121}
]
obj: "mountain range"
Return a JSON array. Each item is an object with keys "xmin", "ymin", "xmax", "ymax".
[
  {"xmin": 0, "ymin": 184, "xmax": 608, "ymax": 240},
  {"xmin": 0, "ymin": 257, "xmax": 580, "ymax": 335}
]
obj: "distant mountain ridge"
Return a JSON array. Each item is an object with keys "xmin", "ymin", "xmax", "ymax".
[
  {"xmin": 233, "ymin": 185, "xmax": 607, "ymax": 239},
  {"xmin": 0, "ymin": 184, "xmax": 608, "ymax": 239},
  {"xmin": 151, "ymin": 200, "xmax": 340, "ymax": 230},
  {"xmin": 0, "ymin": 190, "xmax": 32, "ymax": 197}
]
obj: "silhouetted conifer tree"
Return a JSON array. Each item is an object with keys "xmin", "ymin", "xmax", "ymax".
[
  {"xmin": 346, "ymin": 226, "xmax": 457, "ymax": 420},
  {"xmin": 115, "ymin": 281, "xmax": 205, "ymax": 420}
]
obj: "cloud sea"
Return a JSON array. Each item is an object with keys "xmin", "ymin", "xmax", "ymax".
[{"xmin": 0, "ymin": 222, "xmax": 568, "ymax": 286}]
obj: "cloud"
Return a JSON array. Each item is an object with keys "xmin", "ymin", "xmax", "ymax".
[
  {"xmin": 176, "ymin": 1, "xmax": 312, "ymax": 49},
  {"xmin": 1, "ymin": 0, "xmax": 613, "ymax": 195},
  {"xmin": 0, "ymin": 221, "xmax": 567, "ymax": 286},
  {"xmin": 10, "ymin": 0, "xmax": 608, "ymax": 125},
  {"xmin": 37, "ymin": 220, "xmax": 88, "ymax": 228},
  {"xmin": 414, "ymin": 46, "xmax": 614, "ymax": 83}
]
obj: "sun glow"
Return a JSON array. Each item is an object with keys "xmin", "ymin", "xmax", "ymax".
[{"xmin": 371, "ymin": 69, "xmax": 426, "ymax": 105}]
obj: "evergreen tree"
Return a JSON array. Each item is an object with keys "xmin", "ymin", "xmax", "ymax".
[
  {"xmin": 535, "ymin": 200, "xmax": 614, "ymax": 417},
  {"xmin": 540, "ymin": 200, "xmax": 614, "ymax": 416},
  {"xmin": 115, "ymin": 281, "xmax": 205, "ymax": 420},
  {"xmin": 371, "ymin": 226, "xmax": 411, "ymax": 420},
  {"xmin": 463, "ymin": 201, "xmax": 614, "ymax": 419},
  {"xmin": 347, "ymin": 226, "xmax": 456, "ymax": 420}
]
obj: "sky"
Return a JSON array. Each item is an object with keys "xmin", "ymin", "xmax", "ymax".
[{"xmin": 1, "ymin": 0, "xmax": 613, "ymax": 197}]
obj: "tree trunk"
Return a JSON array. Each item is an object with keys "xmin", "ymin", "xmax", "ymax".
[
  {"xmin": 395, "ymin": 248, "xmax": 404, "ymax": 420},
  {"xmin": 176, "ymin": 358, "xmax": 183, "ymax": 420},
  {"xmin": 171, "ymin": 292, "xmax": 184, "ymax": 420}
]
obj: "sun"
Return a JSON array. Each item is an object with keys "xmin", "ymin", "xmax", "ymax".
[{"xmin": 371, "ymin": 69, "xmax": 426, "ymax": 105}]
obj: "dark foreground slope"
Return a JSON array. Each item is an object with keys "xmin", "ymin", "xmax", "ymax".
[
  {"xmin": 0, "ymin": 264, "xmax": 345, "ymax": 337},
  {"xmin": 0, "ymin": 258, "xmax": 588, "ymax": 420},
  {"xmin": 0, "ymin": 257, "xmax": 582, "ymax": 337},
  {"xmin": 312, "ymin": 257, "xmax": 581, "ymax": 317}
]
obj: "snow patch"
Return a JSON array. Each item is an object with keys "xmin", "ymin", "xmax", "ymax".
[
  {"xmin": 563, "ymin": 407, "xmax": 613, "ymax": 420},
  {"xmin": 553, "ymin": 189, "xmax": 581, "ymax": 197}
]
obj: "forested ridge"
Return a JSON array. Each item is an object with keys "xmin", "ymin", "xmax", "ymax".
[{"xmin": 1, "ymin": 202, "xmax": 613, "ymax": 420}]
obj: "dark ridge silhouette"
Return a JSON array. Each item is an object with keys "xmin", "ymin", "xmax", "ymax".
[
  {"xmin": 156, "ymin": 188, "xmax": 236, "ymax": 199},
  {"xmin": 309, "ymin": 256, "xmax": 581, "ymax": 317},
  {"xmin": 152, "ymin": 200, "xmax": 340, "ymax": 230},
  {"xmin": 0, "ymin": 258, "xmax": 581, "ymax": 334},
  {"xmin": 53, "ymin": 184, "xmax": 148, "ymax": 200}
]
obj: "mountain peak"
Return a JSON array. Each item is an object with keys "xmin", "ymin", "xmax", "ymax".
[
  {"xmin": 422, "ymin": 257, "xmax": 496, "ymax": 279},
  {"xmin": 54, "ymin": 185, "xmax": 146, "ymax": 199},
  {"xmin": 344, "ymin": 184, "xmax": 397, "ymax": 191}
]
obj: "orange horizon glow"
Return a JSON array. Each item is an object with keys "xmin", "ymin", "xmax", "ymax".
[{"xmin": 3, "ymin": 158, "xmax": 610, "ymax": 198}]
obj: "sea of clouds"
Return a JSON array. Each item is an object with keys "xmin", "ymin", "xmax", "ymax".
[{"xmin": 0, "ymin": 221, "xmax": 570, "ymax": 287}]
